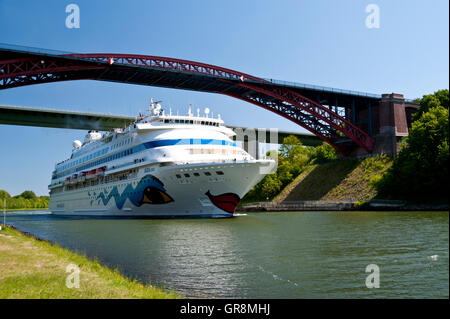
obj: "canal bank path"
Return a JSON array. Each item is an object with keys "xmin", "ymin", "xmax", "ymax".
[{"xmin": 0, "ymin": 225, "xmax": 180, "ymax": 299}]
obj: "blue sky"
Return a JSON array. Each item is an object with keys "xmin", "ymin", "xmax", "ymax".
[{"xmin": 0, "ymin": 0, "xmax": 448, "ymax": 196}]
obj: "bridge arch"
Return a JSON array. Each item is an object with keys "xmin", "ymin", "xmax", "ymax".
[{"xmin": 0, "ymin": 49, "xmax": 374, "ymax": 154}]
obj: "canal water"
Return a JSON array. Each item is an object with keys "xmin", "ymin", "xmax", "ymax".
[{"xmin": 3, "ymin": 210, "xmax": 449, "ymax": 298}]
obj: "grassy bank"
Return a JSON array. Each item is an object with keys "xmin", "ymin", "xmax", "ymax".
[
  {"xmin": 0, "ymin": 225, "xmax": 180, "ymax": 299},
  {"xmin": 274, "ymin": 156, "xmax": 393, "ymax": 202}
]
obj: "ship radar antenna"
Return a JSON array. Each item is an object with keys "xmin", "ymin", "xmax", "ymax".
[
  {"xmin": 188, "ymin": 104, "xmax": 193, "ymax": 117},
  {"xmin": 197, "ymin": 108, "xmax": 200, "ymax": 117},
  {"xmin": 204, "ymin": 107, "xmax": 210, "ymax": 118}
]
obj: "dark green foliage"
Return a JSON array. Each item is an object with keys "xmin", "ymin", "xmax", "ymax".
[
  {"xmin": 413, "ymin": 89, "xmax": 449, "ymax": 120},
  {"xmin": 0, "ymin": 190, "xmax": 11, "ymax": 200},
  {"xmin": 16, "ymin": 190, "xmax": 37, "ymax": 200},
  {"xmin": 375, "ymin": 90, "xmax": 449, "ymax": 202},
  {"xmin": 0, "ymin": 189, "xmax": 49, "ymax": 209},
  {"xmin": 311, "ymin": 142, "xmax": 339, "ymax": 163},
  {"xmin": 243, "ymin": 134, "xmax": 347, "ymax": 202},
  {"xmin": 243, "ymin": 135, "xmax": 317, "ymax": 201}
]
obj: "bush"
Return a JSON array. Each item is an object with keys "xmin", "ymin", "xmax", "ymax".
[
  {"xmin": 374, "ymin": 90, "xmax": 449, "ymax": 202},
  {"xmin": 0, "ymin": 189, "xmax": 49, "ymax": 209},
  {"xmin": 311, "ymin": 142, "xmax": 339, "ymax": 163},
  {"xmin": 243, "ymin": 135, "xmax": 322, "ymax": 202}
]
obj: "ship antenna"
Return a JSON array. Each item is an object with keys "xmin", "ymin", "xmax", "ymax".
[{"xmin": 149, "ymin": 98, "xmax": 155, "ymax": 115}]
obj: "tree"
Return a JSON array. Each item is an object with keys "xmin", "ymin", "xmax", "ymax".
[
  {"xmin": 17, "ymin": 190, "xmax": 37, "ymax": 200},
  {"xmin": 0, "ymin": 190, "xmax": 11, "ymax": 200},
  {"xmin": 312, "ymin": 142, "xmax": 339, "ymax": 163},
  {"xmin": 413, "ymin": 89, "xmax": 449, "ymax": 120},
  {"xmin": 375, "ymin": 90, "xmax": 449, "ymax": 201},
  {"xmin": 260, "ymin": 174, "xmax": 282, "ymax": 199},
  {"xmin": 279, "ymin": 135, "xmax": 304, "ymax": 159}
]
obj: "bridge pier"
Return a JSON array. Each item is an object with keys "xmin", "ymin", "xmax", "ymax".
[{"xmin": 348, "ymin": 93, "xmax": 418, "ymax": 157}]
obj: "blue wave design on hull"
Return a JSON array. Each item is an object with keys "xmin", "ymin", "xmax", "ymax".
[{"xmin": 95, "ymin": 175, "xmax": 173, "ymax": 209}]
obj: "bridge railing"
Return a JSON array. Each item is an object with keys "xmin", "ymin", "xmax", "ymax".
[
  {"xmin": 0, "ymin": 42, "xmax": 71, "ymax": 56},
  {"xmin": 264, "ymin": 78, "xmax": 382, "ymax": 99}
]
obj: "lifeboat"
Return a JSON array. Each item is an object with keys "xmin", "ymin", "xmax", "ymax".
[
  {"xmin": 95, "ymin": 167, "xmax": 106, "ymax": 176},
  {"xmin": 86, "ymin": 169, "xmax": 97, "ymax": 179},
  {"xmin": 77, "ymin": 171, "xmax": 85, "ymax": 182},
  {"xmin": 69, "ymin": 173, "xmax": 78, "ymax": 184}
]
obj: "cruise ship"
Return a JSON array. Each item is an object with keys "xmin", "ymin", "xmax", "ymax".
[{"xmin": 48, "ymin": 100, "xmax": 276, "ymax": 218}]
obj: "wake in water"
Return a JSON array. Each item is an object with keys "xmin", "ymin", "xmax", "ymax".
[{"xmin": 257, "ymin": 265, "xmax": 299, "ymax": 287}]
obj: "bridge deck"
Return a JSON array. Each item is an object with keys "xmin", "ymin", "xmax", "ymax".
[{"xmin": 0, "ymin": 104, "xmax": 321, "ymax": 146}]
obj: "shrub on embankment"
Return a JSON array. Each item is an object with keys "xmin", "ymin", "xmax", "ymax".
[
  {"xmin": 273, "ymin": 155, "xmax": 393, "ymax": 202},
  {"xmin": 242, "ymin": 136, "xmax": 339, "ymax": 202},
  {"xmin": 373, "ymin": 90, "xmax": 449, "ymax": 203}
]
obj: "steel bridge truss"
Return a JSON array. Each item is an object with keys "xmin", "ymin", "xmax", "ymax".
[
  {"xmin": 0, "ymin": 50, "xmax": 375, "ymax": 154},
  {"xmin": 227, "ymin": 83, "xmax": 374, "ymax": 154}
]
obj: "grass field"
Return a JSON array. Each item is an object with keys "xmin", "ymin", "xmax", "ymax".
[{"xmin": 0, "ymin": 225, "xmax": 180, "ymax": 299}]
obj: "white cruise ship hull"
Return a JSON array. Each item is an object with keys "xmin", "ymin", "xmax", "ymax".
[{"xmin": 49, "ymin": 160, "xmax": 275, "ymax": 218}]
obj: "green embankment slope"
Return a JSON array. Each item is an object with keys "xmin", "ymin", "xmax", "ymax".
[
  {"xmin": 0, "ymin": 225, "xmax": 180, "ymax": 299},
  {"xmin": 273, "ymin": 156, "xmax": 393, "ymax": 202}
]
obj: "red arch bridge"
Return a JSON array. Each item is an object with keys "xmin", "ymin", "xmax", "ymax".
[{"xmin": 0, "ymin": 44, "xmax": 418, "ymax": 156}]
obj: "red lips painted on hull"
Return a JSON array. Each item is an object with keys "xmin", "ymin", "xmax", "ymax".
[{"xmin": 205, "ymin": 190, "xmax": 240, "ymax": 213}]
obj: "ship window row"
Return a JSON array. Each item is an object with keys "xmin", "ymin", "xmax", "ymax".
[
  {"xmin": 188, "ymin": 148, "xmax": 246, "ymax": 155},
  {"xmin": 58, "ymin": 147, "xmax": 110, "ymax": 171},
  {"xmin": 71, "ymin": 135, "xmax": 112, "ymax": 159},
  {"xmin": 163, "ymin": 119, "xmax": 219, "ymax": 126},
  {"xmin": 53, "ymin": 148, "xmax": 134, "ymax": 179},
  {"xmin": 111, "ymin": 138, "xmax": 132, "ymax": 150},
  {"xmin": 63, "ymin": 139, "xmax": 236, "ymax": 172},
  {"xmin": 175, "ymin": 171, "xmax": 224, "ymax": 178},
  {"xmin": 61, "ymin": 138, "xmax": 134, "ymax": 170},
  {"xmin": 53, "ymin": 138, "xmax": 237, "ymax": 178}
]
